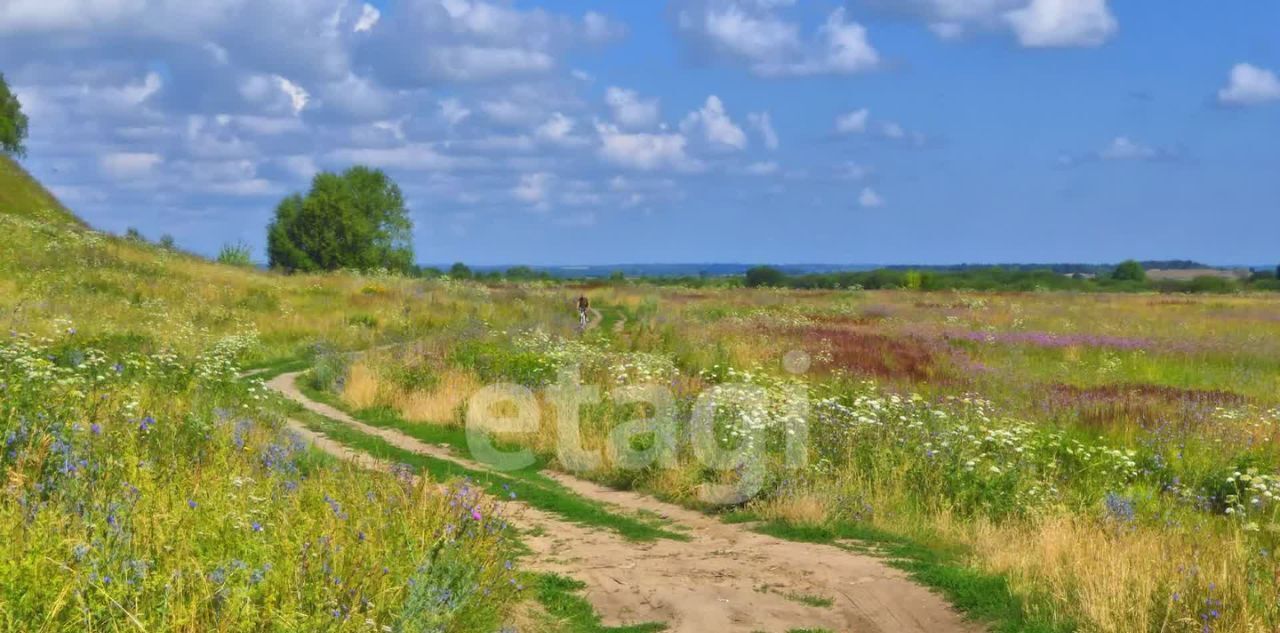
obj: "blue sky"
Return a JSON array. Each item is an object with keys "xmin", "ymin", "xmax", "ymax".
[{"xmin": 2, "ymin": 0, "xmax": 1277, "ymax": 265}]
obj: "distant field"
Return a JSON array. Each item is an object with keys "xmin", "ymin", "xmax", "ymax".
[{"xmin": 5, "ymin": 155, "xmax": 1280, "ymax": 632}]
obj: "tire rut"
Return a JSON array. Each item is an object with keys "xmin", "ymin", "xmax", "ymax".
[{"xmin": 267, "ymin": 371, "xmax": 983, "ymax": 633}]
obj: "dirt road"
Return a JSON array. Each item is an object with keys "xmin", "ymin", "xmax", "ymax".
[{"xmin": 266, "ymin": 371, "xmax": 983, "ymax": 633}]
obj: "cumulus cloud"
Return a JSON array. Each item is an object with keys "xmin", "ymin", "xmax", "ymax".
[
  {"xmin": 534, "ymin": 112, "xmax": 586, "ymax": 147},
  {"xmin": 835, "ymin": 109, "xmax": 926, "ymax": 145},
  {"xmin": 239, "ymin": 74, "xmax": 310, "ymax": 116},
  {"xmin": 1060, "ymin": 136, "xmax": 1178, "ymax": 166},
  {"xmin": 438, "ymin": 98, "xmax": 472, "ymax": 126},
  {"xmin": 100, "ymin": 152, "xmax": 163, "ymax": 179},
  {"xmin": 1004, "ymin": 0, "xmax": 1117, "ymax": 47},
  {"xmin": 1217, "ymin": 63, "xmax": 1280, "ymax": 106},
  {"xmin": 672, "ymin": 1, "xmax": 879, "ymax": 77},
  {"xmin": 835, "ymin": 108, "xmax": 870, "ymax": 134},
  {"xmin": 362, "ymin": 0, "xmax": 621, "ymax": 84},
  {"xmin": 680, "ymin": 95, "xmax": 748, "ymax": 150},
  {"xmin": 354, "ymin": 3, "xmax": 381, "ymax": 32},
  {"xmin": 604, "ymin": 87, "xmax": 661, "ymax": 128},
  {"xmin": 513, "ymin": 171, "xmax": 553, "ymax": 206},
  {"xmin": 327, "ymin": 144, "xmax": 462, "ymax": 171},
  {"xmin": 867, "ymin": 0, "xmax": 1117, "ymax": 47},
  {"xmin": 595, "ymin": 121, "xmax": 702, "ymax": 171},
  {"xmin": 744, "ymin": 160, "xmax": 779, "ymax": 175},
  {"xmin": 747, "ymin": 112, "xmax": 778, "ymax": 149},
  {"xmin": 1097, "ymin": 136, "xmax": 1169, "ymax": 161},
  {"xmin": 858, "ymin": 186, "xmax": 884, "ymax": 208}
]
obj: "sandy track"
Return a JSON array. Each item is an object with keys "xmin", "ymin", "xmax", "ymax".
[{"xmin": 267, "ymin": 372, "xmax": 982, "ymax": 633}]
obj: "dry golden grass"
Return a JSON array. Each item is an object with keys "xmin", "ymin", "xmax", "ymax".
[
  {"xmin": 754, "ymin": 493, "xmax": 830, "ymax": 527},
  {"xmin": 968, "ymin": 515, "xmax": 1252, "ymax": 633},
  {"xmin": 341, "ymin": 360, "xmax": 383, "ymax": 410},
  {"xmin": 396, "ymin": 369, "xmax": 481, "ymax": 424}
]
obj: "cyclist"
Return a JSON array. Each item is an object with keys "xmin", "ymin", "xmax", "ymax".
[{"xmin": 576, "ymin": 295, "xmax": 590, "ymax": 330}]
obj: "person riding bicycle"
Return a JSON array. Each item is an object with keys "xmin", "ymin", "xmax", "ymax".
[{"xmin": 576, "ymin": 295, "xmax": 590, "ymax": 330}]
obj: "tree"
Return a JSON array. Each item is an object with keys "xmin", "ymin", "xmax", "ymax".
[
  {"xmin": 745, "ymin": 265, "xmax": 786, "ymax": 288},
  {"xmin": 267, "ymin": 166, "xmax": 413, "ymax": 273},
  {"xmin": 158, "ymin": 234, "xmax": 176, "ymax": 251},
  {"xmin": 0, "ymin": 72, "xmax": 28, "ymax": 157},
  {"xmin": 1112, "ymin": 260, "xmax": 1146, "ymax": 282},
  {"xmin": 449, "ymin": 262, "xmax": 473, "ymax": 279}
]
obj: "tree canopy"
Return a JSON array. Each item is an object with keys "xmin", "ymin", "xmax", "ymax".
[
  {"xmin": 0, "ymin": 72, "xmax": 29, "ymax": 156},
  {"xmin": 267, "ymin": 166, "xmax": 414, "ymax": 273},
  {"xmin": 1111, "ymin": 260, "xmax": 1147, "ymax": 282},
  {"xmin": 744, "ymin": 265, "xmax": 786, "ymax": 288}
]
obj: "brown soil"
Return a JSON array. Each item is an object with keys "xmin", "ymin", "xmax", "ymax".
[{"xmin": 266, "ymin": 371, "xmax": 984, "ymax": 633}]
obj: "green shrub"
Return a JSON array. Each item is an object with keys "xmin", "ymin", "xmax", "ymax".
[{"xmin": 217, "ymin": 242, "xmax": 254, "ymax": 267}]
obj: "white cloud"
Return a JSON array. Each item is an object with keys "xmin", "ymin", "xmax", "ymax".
[
  {"xmin": 604, "ymin": 87, "xmax": 661, "ymax": 128},
  {"xmin": 1004, "ymin": 0, "xmax": 1117, "ymax": 48},
  {"xmin": 835, "ymin": 108, "xmax": 870, "ymax": 134},
  {"xmin": 745, "ymin": 160, "xmax": 779, "ymax": 175},
  {"xmin": 363, "ymin": 0, "xmax": 620, "ymax": 84},
  {"xmin": 319, "ymin": 74, "xmax": 391, "ymax": 120},
  {"xmin": 747, "ymin": 112, "xmax": 778, "ymax": 149},
  {"xmin": 328, "ymin": 144, "xmax": 460, "ymax": 171},
  {"xmin": 105, "ymin": 72, "xmax": 163, "ymax": 108},
  {"xmin": 835, "ymin": 109, "xmax": 927, "ymax": 145},
  {"xmin": 425, "ymin": 46, "xmax": 555, "ymax": 81},
  {"xmin": 1098, "ymin": 136, "xmax": 1159, "ymax": 161},
  {"xmin": 534, "ymin": 112, "xmax": 584, "ymax": 146},
  {"xmin": 481, "ymin": 98, "xmax": 543, "ymax": 126},
  {"xmin": 680, "ymin": 95, "xmax": 748, "ymax": 150},
  {"xmin": 673, "ymin": 2, "xmax": 879, "ymax": 77},
  {"xmin": 240, "ymin": 74, "xmax": 310, "ymax": 116},
  {"xmin": 100, "ymin": 152, "xmax": 163, "ymax": 179},
  {"xmin": 354, "ymin": 3, "xmax": 381, "ymax": 32},
  {"xmin": 859, "ymin": 187, "xmax": 884, "ymax": 208},
  {"xmin": 838, "ymin": 162, "xmax": 870, "ymax": 180},
  {"xmin": 439, "ymin": 98, "xmax": 472, "ymax": 126},
  {"xmin": 700, "ymin": 3, "xmax": 800, "ymax": 62},
  {"xmin": 513, "ymin": 172, "xmax": 553, "ymax": 205},
  {"xmin": 870, "ymin": 0, "xmax": 1117, "ymax": 47},
  {"xmin": 595, "ymin": 121, "xmax": 702, "ymax": 172},
  {"xmin": 582, "ymin": 11, "xmax": 626, "ymax": 43},
  {"xmin": 1217, "ymin": 63, "xmax": 1280, "ymax": 106},
  {"xmin": 226, "ymin": 115, "xmax": 305, "ymax": 135},
  {"xmin": 279, "ymin": 155, "xmax": 319, "ymax": 180}
]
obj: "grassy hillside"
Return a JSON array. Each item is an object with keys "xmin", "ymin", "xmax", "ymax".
[
  {"xmin": 0, "ymin": 161, "xmax": 553, "ymax": 630},
  {"xmin": 0, "ymin": 154, "xmax": 82, "ymax": 226}
]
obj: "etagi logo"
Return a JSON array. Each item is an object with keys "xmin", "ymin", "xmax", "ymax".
[{"xmin": 465, "ymin": 351, "xmax": 812, "ymax": 506}]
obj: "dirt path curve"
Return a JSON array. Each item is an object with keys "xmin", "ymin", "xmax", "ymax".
[{"xmin": 268, "ymin": 372, "xmax": 982, "ymax": 633}]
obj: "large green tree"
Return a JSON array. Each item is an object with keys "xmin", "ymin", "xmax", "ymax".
[
  {"xmin": 0, "ymin": 72, "xmax": 29, "ymax": 156},
  {"xmin": 1111, "ymin": 260, "xmax": 1147, "ymax": 282},
  {"xmin": 267, "ymin": 166, "xmax": 414, "ymax": 273}
]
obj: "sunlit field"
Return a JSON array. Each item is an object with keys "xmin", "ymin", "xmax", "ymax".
[
  {"xmin": 5, "ymin": 155, "xmax": 1280, "ymax": 632},
  {"xmin": 329, "ymin": 285, "xmax": 1280, "ymax": 633}
]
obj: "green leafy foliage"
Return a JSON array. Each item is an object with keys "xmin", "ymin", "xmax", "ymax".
[
  {"xmin": 267, "ymin": 166, "xmax": 414, "ymax": 273},
  {"xmin": 0, "ymin": 72, "xmax": 28, "ymax": 157},
  {"xmin": 217, "ymin": 241, "xmax": 255, "ymax": 267},
  {"xmin": 1111, "ymin": 260, "xmax": 1147, "ymax": 282},
  {"xmin": 745, "ymin": 265, "xmax": 786, "ymax": 288}
]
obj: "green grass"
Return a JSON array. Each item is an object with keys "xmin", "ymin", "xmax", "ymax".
[
  {"xmin": 240, "ymin": 356, "xmax": 313, "ymax": 380},
  {"xmin": 529, "ymin": 573, "xmax": 666, "ymax": 633},
  {"xmin": 0, "ymin": 154, "xmax": 82, "ymax": 225},
  {"xmin": 785, "ymin": 593, "xmax": 833, "ymax": 608},
  {"xmin": 748, "ymin": 519, "xmax": 1073, "ymax": 633},
  {"xmin": 283, "ymin": 400, "xmax": 686, "ymax": 543}
]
